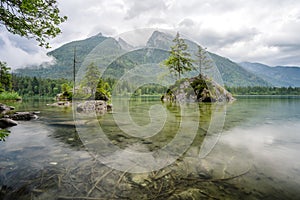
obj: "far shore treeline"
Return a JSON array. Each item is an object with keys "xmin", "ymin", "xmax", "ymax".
[
  {"xmin": 9, "ymin": 75, "xmax": 300, "ymax": 98},
  {"xmin": 1, "ymin": 61, "xmax": 300, "ymax": 100}
]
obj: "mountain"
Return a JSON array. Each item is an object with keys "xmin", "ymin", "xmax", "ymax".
[
  {"xmin": 15, "ymin": 33, "xmax": 109, "ymax": 79},
  {"xmin": 118, "ymin": 37, "xmax": 134, "ymax": 51},
  {"xmin": 239, "ymin": 62, "xmax": 300, "ymax": 87},
  {"xmin": 14, "ymin": 31, "xmax": 270, "ymax": 87},
  {"xmin": 146, "ymin": 30, "xmax": 174, "ymax": 50},
  {"xmin": 146, "ymin": 31, "xmax": 269, "ymax": 87},
  {"xmin": 208, "ymin": 53, "xmax": 270, "ymax": 87}
]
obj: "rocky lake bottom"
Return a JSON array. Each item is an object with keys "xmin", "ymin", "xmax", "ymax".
[{"xmin": 0, "ymin": 97, "xmax": 300, "ymax": 199}]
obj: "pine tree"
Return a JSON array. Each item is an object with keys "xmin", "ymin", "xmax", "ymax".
[
  {"xmin": 195, "ymin": 45, "xmax": 213, "ymax": 76},
  {"xmin": 163, "ymin": 32, "xmax": 194, "ymax": 79},
  {"xmin": 81, "ymin": 63, "xmax": 101, "ymax": 97}
]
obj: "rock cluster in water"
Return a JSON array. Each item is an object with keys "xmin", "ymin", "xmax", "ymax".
[
  {"xmin": 76, "ymin": 100, "xmax": 112, "ymax": 114},
  {"xmin": 47, "ymin": 101, "xmax": 71, "ymax": 107},
  {"xmin": 161, "ymin": 75, "xmax": 235, "ymax": 103},
  {"xmin": 0, "ymin": 103, "xmax": 39, "ymax": 129}
]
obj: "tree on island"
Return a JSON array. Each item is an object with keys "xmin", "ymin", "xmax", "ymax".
[
  {"xmin": 81, "ymin": 63, "xmax": 101, "ymax": 97},
  {"xmin": 195, "ymin": 45, "xmax": 213, "ymax": 76},
  {"xmin": 0, "ymin": 0, "xmax": 67, "ymax": 48},
  {"xmin": 80, "ymin": 63, "xmax": 111, "ymax": 100},
  {"xmin": 95, "ymin": 79, "xmax": 111, "ymax": 101},
  {"xmin": 163, "ymin": 32, "xmax": 194, "ymax": 79}
]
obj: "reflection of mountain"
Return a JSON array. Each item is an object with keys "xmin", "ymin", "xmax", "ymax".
[{"xmin": 16, "ymin": 31, "xmax": 275, "ymax": 87}]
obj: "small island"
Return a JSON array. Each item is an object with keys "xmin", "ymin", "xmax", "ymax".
[
  {"xmin": 160, "ymin": 32, "xmax": 235, "ymax": 103},
  {"xmin": 161, "ymin": 75, "xmax": 235, "ymax": 103}
]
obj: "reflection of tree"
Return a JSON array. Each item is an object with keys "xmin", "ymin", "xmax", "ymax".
[{"xmin": 198, "ymin": 103, "xmax": 213, "ymax": 132}]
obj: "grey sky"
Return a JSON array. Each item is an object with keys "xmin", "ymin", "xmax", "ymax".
[{"xmin": 1, "ymin": 0, "xmax": 300, "ymax": 69}]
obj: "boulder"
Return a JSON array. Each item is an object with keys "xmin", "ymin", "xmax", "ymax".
[
  {"xmin": 76, "ymin": 100, "xmax": 111, "ymax": 114},
  {"xmin": 0, "ymin": 104, "xmax": 13, "ymax": 115},
  {"xmin": 47, "ymin": 101, "xmax": 71, "ymax": 107},
  {"xmin": 0, "ymin": 118, "xmax": 18, "ymax": 128},
  {"xmin": 9, "ymin": 112, "xmax": 38, "ymax": 120}
]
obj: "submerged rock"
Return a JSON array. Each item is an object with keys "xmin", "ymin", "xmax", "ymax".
[
  {"xmin": 0, "ymin": 104, "xmax": 13, "ymax": 115},
  {"xmin": 76, "ymin": 100, "xmax": 112, "ymax": 114},
  {"xmin": 9, "ymin": 112, "xmax": 38, "ymax": 120},
  {"xmin": 47, "ymin": 101, "xmax": 71, "ymax": 107}
]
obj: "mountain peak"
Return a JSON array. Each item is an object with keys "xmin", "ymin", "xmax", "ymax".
[
  {"xmin": 146, "ymin": 31, "xmax": 173, "ymax": 50},
  {"xmin": 92, "ymin": 32, "xmax": 103, "ymax": 37},
  {"xmin": 118, "ymin": 37, "xmax": 134, "ymax": 51}
]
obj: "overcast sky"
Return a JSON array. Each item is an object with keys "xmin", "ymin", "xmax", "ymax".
[{"xmin": 1, "ymin": 0, "xmax": 300, "ymax": 69}]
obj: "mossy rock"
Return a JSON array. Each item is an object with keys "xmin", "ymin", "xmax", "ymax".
[{"xmin": 161, "ymin": 75, "xmax": 235, "ymax": 103}]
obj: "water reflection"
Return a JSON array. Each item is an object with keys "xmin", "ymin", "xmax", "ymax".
[{"xmin": 0, "ymin": 97, "xmax": 300, "ymax": 199}]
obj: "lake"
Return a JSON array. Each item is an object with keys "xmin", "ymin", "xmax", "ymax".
[{"xmin": 1, "ymin": 97, "xmax": 300, "ymax": 199}]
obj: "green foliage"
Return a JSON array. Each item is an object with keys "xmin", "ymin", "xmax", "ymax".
[
  {"xmin": 226, "ymin": 86, "xmax": 300, "ymax": 95},
  {"xmin": 14, "ymin": 35, "xmax": 108, "ymax": 79},
  {"xmin": 209, "ymin": 53, "xmax": 270, "ymax": 87},
  {"xmin": 190, "ymin": 76, "xmax": 209, "ymax": 99},
  {"xmin": 163, "ymin": 32, "xmax": 194, "ymax": 79},
  {"xmin": 0, "ymin": 129, "xmax": 10, "ymax": 141},
  {"xmin": 0, "ymin": 0, "xmax": 67, "ymax": 48},
  {"xmin": 132, "ymin": 84, "xmax": 167, "ymax": 96},
  {"xmin": 0, "ymin": 61, "xmax": 12, "ymax": 91},
  {"xmin": 103, "ymin": 48, "xmax": 168, "ymax": 80},
  {"xmin": 0, "ymin": 91, "xmax": 21, "ymax": 100},
  {"xmin": 111, "ymin": 80, "xmax": 167, "ymax": 97},
  {"xmin": 95, "ymin": 79, "xmax": 110, "ymax": 100},
  {"xmin": 13, "ymin": 31, "xmax": 272, "ymax": 87},
  {"xmin": 0, "ymin": 62, "xmax": 18, "ymax": 100},
  {"xmin": 239, "ymin": 62, "xmax": 300, "ymax": 87},
  {"xmin": 75, "ymin": 62, "xmax": 112, "ymax": 100},
  {"xmin": 12, "ymin": 75, "xmax": 69, "ymax": 97},
  {"xmin": 60, "ymin": 83, "xmax": 72, "ymax": 100}
]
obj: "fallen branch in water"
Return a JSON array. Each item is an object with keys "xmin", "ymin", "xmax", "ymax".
[
  {"xmin": 57, "ymin": 196, "xmax": 108, "ymax": 200},
  {"xmin": 87, "ymin": 168, "xmax": 114, "ymax": 197},
  {"xmin": 182, "ymin": 167, "xmax": 251, "ymax": 183}
]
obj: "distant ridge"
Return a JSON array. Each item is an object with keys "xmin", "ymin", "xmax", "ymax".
[
  {"xmin": 15, "ymin": 30, "xmax": 275, "ymax": 87},
  {"xmin": 239, "ymin": 62, "xmax": 300, "ymax": 87}
]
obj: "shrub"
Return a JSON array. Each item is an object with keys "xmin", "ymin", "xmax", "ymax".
[{"xmin": 0, "ymin": 91, "xmax": 21, "ymax": 100}]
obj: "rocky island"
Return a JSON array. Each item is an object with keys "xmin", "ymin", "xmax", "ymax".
[{"xmin": 161, "ymin": 75, "xmax": 235, "ymax": 103}]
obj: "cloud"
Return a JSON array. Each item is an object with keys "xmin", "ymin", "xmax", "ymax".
[
  {"xmin": 196, "ymin": 27, "xmax": 258, "ymax": 47},
  {"xmin": 1, "ymin": 0, "xmax": 300, "ymax": 67},
  {"xmin": 179, "ymin": 18, "xmax": 195, "ymax": 28},
  {"xmin": 0, "ymin": 31, "xmax": 53, "ymax": 69},
  {"xmin": 125, "ymin": 0, "xmax": 168, "ymax": 20}
]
